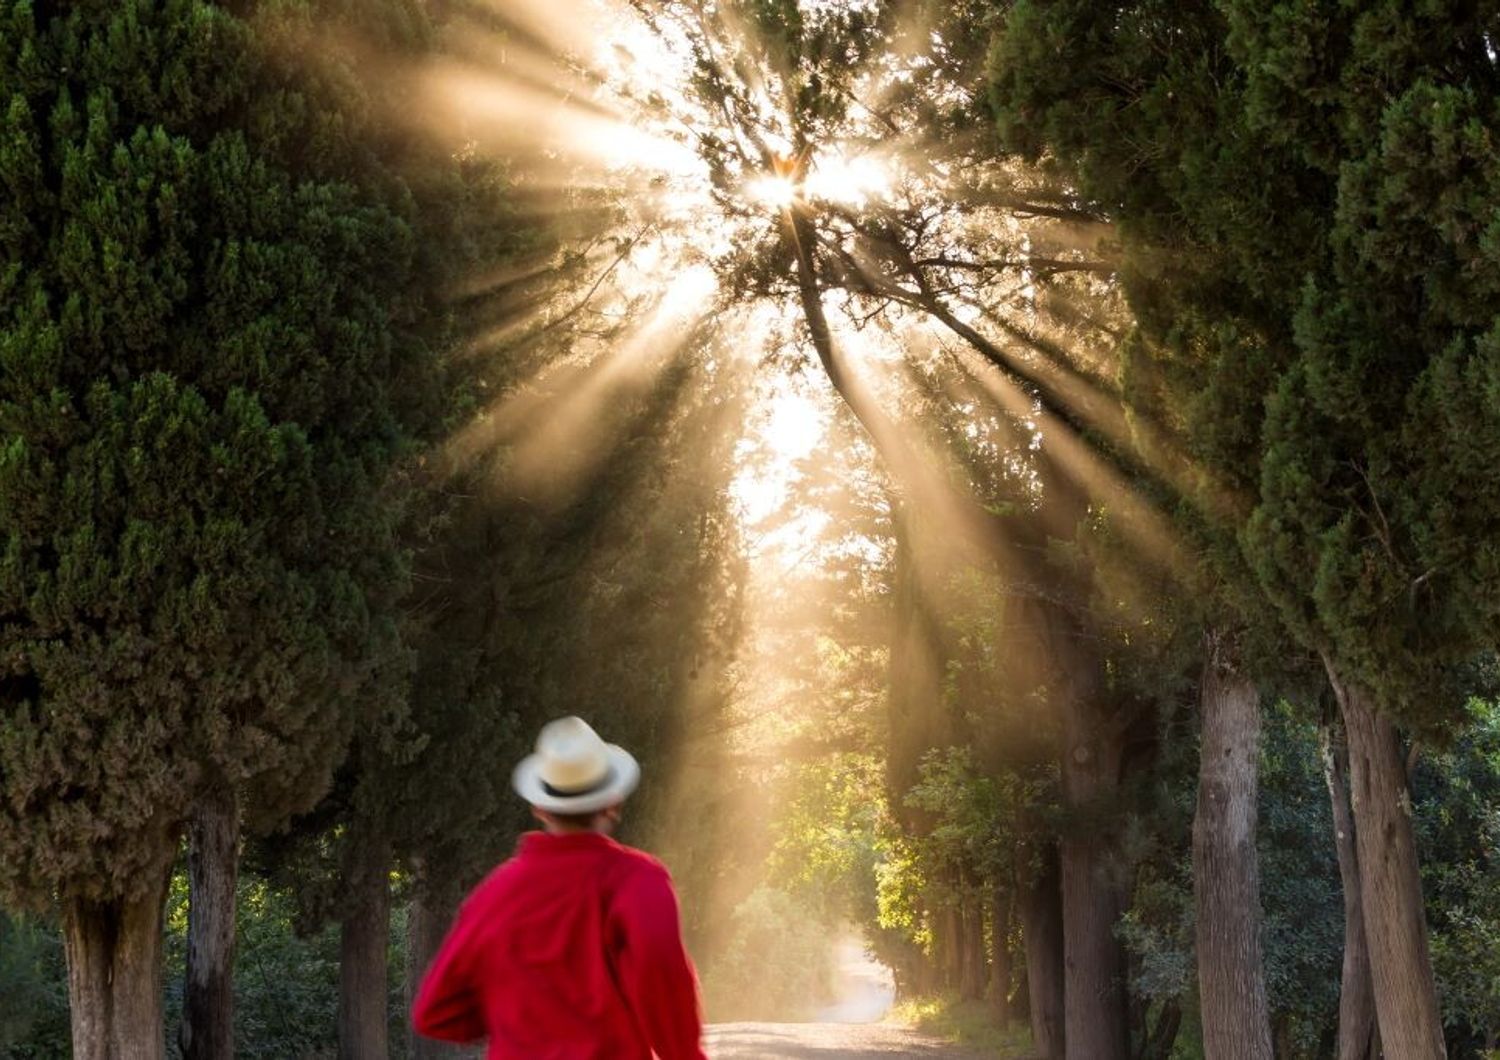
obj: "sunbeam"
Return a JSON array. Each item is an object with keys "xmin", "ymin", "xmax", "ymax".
[{"xmin": 403, "ymin": 0, "xmax": 1229, "ymax": 1029}]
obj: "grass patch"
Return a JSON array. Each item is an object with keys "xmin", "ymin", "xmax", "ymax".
[{"xmin": 889, "ymin": 993, "xmax": 1033, "ymax": 1056}]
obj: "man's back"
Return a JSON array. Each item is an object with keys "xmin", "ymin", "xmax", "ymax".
[{"xmin": 413, "ymin": 831, "xmax": 706, "ymax": 1060}]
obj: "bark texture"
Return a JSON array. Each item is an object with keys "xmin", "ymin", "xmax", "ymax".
[
  {"xmin": 181, "ymin": 786, "xmax": 241, "ymax": 1060},
  {"xmin": 941, "ymin": 901, "xmax": 963, "ymax": 990},
  {"xmin": 62, "ymin": 861, "xmax": 173, "ymax": 1060},
  {"xmin": 1326, "ymin": 661, "xmax": 1446, "ymax": 1059},
  {"xmin": 339, "ymin": 847, "xmax": 392, "ymax": 1060},
  {"xmin": 1059, "ymin": 692, "xmax": 1128, "ymax": 1060},
  {"xmin": 960, "ymin": 897, "xmax": 986, "ymax": 1001},
  {"xmin": 990, "ymin": 886, "xmax": 1016, "ymax": 1019},
  {"xmin": 1058, "ymin": 832, "xmax": 1126, "ymax": 1060},
  {"xmin": 1322, "ymin": 719, "xmax": 1379, "ymax": 1060},
  {"xmin": 1017, "ymin": 851, "xmax": 1065, "ymax": 1058},
  {"xmin": 1191, "ymin": 642, "xmax": 1273, "ymax": 1060}
]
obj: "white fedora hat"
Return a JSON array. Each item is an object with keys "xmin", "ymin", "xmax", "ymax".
[{"xmin": 512, "ymin": 716, "xmax": 641, "ymax": 814}]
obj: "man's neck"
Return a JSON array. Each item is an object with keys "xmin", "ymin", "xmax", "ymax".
[{"xmin": 542, "ymin": 823, "xmax": 605, "ymax": 837}]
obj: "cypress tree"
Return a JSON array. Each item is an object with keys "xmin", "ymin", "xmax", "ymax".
[
  {"xmin": 989, "ymin": 1, "xmax": 1500, "ymax": 1054},
  {"xmin": 0, "ymin": 1, "xmax": 447, "ymax": 1054},
  {"xmin": 1240, "ymin": 12, "xmax": 1500, "ymax": 1051}
]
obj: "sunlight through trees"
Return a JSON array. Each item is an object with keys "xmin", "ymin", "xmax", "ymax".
[{"xmin": 3, "ymin": 2, "xmax": 1500, "ymax": 1059}]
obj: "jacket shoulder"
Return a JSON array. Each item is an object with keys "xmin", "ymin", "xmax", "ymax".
[
  {"xmin": 603, "ymin": 844, "xmax": 678, "ymax": 901},
  {"xmin": 612, "ymin": 842, "xmax": 671, "ymax": 877},
  {"xmin": 456, "ymin": 856, "xmax": 523, "ymax": 914}
]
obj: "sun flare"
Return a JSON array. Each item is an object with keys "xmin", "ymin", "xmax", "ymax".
[
  {"xmin": 745, "ymin": 174, "xmax": 799, "ymax": 209},
  {"xmin": 743, "ymin": 153, "xmax": 893, "ymax": 212}
]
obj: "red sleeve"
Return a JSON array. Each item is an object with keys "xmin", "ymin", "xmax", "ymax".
[
  {"xmin": 611, "ymin": 864, "xmax": 708, "ymax": 1060},
  {"xmin": 411, "ymin": 897, "xmax": 488, "ymax": 1044}
]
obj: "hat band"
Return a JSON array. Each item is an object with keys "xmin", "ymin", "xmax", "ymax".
[{"xmin": 541, "ymin": 763, "xmax": 615, "ymax": 799}]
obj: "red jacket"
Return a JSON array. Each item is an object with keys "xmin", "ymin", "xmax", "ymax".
[{"xmin": 412, "ymin": 832, "xmax": 708, "ymax": 1060}]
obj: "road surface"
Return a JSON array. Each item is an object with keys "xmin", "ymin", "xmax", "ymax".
[
  {"xmin": 706, "ymin": 938, "xmax": 990, "ymax": 1057},
  {"xmin": 707, "ymin": 1021, "xmax": 991, "ymax": 1058},
  {"xmin": 814, "ymin": 937, "xmax": 898, "ymax": 1023}
]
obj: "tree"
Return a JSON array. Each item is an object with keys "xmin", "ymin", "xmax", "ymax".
[
  {"xmin": 621, "ymin": 3, "xmax": 1168, "ymax": 1051},
  {"xmin": 0, "ymin": 1, "xmax": 452, "ymax": 1053},
  {"xmin": 984, "ymin": 2, "xmax": 1331, "ymax": 1052},
  {"xmin": 989, "ymin": 2, "xmax": 1500, "ymax": 1055}
]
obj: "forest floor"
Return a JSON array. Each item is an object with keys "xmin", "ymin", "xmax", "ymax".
[{"xmin": 705, "ymin": 1020, "xmax": 996, "ymax": 1058}]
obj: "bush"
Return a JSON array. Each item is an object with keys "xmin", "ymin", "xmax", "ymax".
[{"xmin": 0, "ymin": 911, "xmax": 70, "ymax": 1058}]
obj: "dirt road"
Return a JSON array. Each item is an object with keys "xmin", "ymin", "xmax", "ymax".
[{"xmin": 706, "ymin": 1021, "xmax": 991, "ymax": 1058}]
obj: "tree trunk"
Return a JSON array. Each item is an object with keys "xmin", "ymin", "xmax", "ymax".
[
  {"xmin": 62, "ymin": 861, "xmax": 173, "ymax": 1060},
  {"xmin": 960, "ymin": 896, "xmax": 986, "ymax": 1001},
  {"xmin": 406, "ymin": 889, "xmax": 460, "ymax": 1060},
  {"xmin": 181, "ymin": 786, "xmax": 240, "ymax": 1060},
  {"xmin": 990, "ymin": 886, "xmax": 1016, "ymax": 1020},
  {"xmin": 1017, "ymin": 844, "xmax": 1066, "ymax": 1059},
  {"xmin": 1059, "ymin": 695, "xmax": 1129, "ymax": 1060},
  {"xmin": 1325, "ymin": 660, "xmax": 1445, "ymax": 1059},
  {"xmin": 1274, "ymin": 1015, "xmax": 1296, "ymax": 1060},
  {"xmin": 1058, "ymin": 834, "xmax": 1127, "ymax": 1060},
  {"xmin": 910, "ymin": 946, "xmax": 940, "ymax": 997},
  {"xmin": 1322, "ymin": 717, "xmax": 1379, "ymax": 1060},
  {"xmin": 942, "ymin": 901, "xmax": 963, "ymax": 991},
  {"xmin": 339, "ymin": 845, "xmax": 392, "ymax": 1060},
  {"xmin": 1192, "ymin": 638, "xmax": 1273, "ymax": 1060},
  {"xmin": 1010, "ymin": 961, "xmax": 1030, "ymax": 1025}
]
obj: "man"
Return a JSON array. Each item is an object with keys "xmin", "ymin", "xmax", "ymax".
[{"xmin": 412, "ymin": 716, "xmax": 708, "ymax": 1059}]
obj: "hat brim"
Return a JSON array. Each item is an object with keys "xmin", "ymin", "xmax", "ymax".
[{"xmin": 512, "ymin": 744, "xmax": 640, "ymax": 814}]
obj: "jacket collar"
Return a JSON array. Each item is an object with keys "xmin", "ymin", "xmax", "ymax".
[{"xmin": 517, "ymin": 830, "xmax": 620, "ymax": 856}]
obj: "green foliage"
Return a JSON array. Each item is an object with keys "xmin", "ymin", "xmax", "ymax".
[
  {"xmin": 989, "ymin": 0, "xmax": 1500, "ymax": 729},
  {"xmin": 938, "ymin": 565, "xmax": 1068, "ymax": 772},
  {"xmin": 855, "ymin": 744, "xmax": 1057, "ymax": 994},
  {"xmin": 874, "ymin": 834, "xmax": 928, "ymax": 945},
  {"xmin": 0, "ymin": 910, "xmax": 69, "ymax": 1058},
  {"xmin": 1101, "ymin": 702, "xmax": 1350, "ymax": 1053},
  {"xmin": 989, "ymin": 0, "xmax": 1310, "ymax": 692},
  {"xmin": 1248, "ymin": 53, "xmax": 1500, "ymax": 719},
  {"xmin": 904, "ymin": 746, "xmax": 1047, "ymax": 896},
  {"xmin": 1117, "ymin": 875, "xmax": 1192, "ymax": 1008},
  {"xmin": 0, "ymin": 0, "xmax": 459, "ymax": 911},
  {"xmin": 1112, "ymin": 719, "xmax": 1196, "ymax": 1019},
  {"xmin": 1414, "ymin": 698, "xmax": 1500, "ymax": 1046},
  {"xmin": 764, "ymin": 747, "xmax": 937, "ymax": 986},
  {"xmin": 1101, "ymin": 696, "xmax": 1500, "ymax": 1053},
  {"xmin": 160, "ymin": 873, "xmax": 343, "ymax": 1058},
  {"xmin": 769, "ymin": 752, "xmax": 890, "ymax": 922},
  {"xmin": 1255, "ymin": 705, "xmax": 1341, "ymax": 1049}
]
